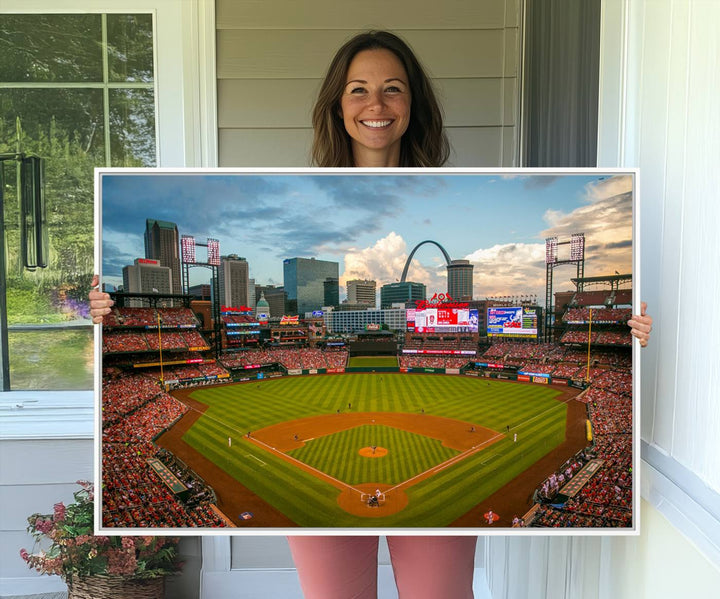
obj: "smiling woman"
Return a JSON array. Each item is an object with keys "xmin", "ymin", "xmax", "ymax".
[
  {"xmin": 340, "ymin": 49, "xmax": 412, "ymax": 167},
  {"xmin": 311, "ymin": 31, "xmax": 448, "ymax": 168}
]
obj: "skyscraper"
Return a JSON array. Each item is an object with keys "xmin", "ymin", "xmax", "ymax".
[
  {"xmin": 324, "ymin": 277, "xmax": 339, "ymax": 308},
  {"xmin": 447, "ymin": 260, "xmax": 474, "ymax": 301},
  {"xmin": 144, "ymin": 219, "xmax": 182, "ymax": 295},
  {"xmin": 283, "ymin": 257, "xmax": 339, "ymax": 316},
  {"xmin": 347, "ymin": 279, "xmax": 377, "ymax": 306},
  {"xmin": 218, "ymin": 254, "xmax": 250, "ymax": 308}
]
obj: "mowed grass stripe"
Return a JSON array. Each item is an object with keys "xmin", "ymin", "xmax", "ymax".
[
  {"xmin": 288, "ymin": 424, "xmax": 458, "ymax": 485},
  {"xmin": 182, "ymin": 374, "xmax": 571, "ymax": 526}
]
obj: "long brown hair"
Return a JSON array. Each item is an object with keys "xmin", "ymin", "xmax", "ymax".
[{"xmin": 311, "ymin": 31, "xmax": 449, "ymax": 167}]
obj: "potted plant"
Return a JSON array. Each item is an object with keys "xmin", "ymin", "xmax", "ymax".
[{"xmin": 20, "ymin": 481, "xmax": 182, "ymax": 599}]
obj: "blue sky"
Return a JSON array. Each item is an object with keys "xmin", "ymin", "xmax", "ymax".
[{"xmin": 101, "ymin": 170, "xmax": 634, "ymax": 305}]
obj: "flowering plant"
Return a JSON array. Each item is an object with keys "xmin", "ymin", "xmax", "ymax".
[{"xmin": 20, "ymin": 481, "xmax": 182, "ymax": 583}]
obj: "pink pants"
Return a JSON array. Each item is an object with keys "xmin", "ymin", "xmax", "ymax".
[{"xmin": 287, "ymin": 536, "xmax": 477, "ymax": 599}]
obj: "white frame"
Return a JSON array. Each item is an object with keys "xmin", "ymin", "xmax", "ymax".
[{"xmin": 94, "ymin": 166, "xmax": 641, "ymax": 538}]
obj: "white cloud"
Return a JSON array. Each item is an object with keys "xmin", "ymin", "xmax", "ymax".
[
  {"xmin": 464, "ymin": 175, "xmax": 634, "ymax": 301},
  {"xmin": 541, "ymin": 175, "xmax": 633, "ymax": 278},
  {"xmin": 465, "ymin": 243, "xmax": 547, "ymax": 300},
  {"xmin": 341, "ymin": 232, "xmax": 448, "ymax": 294}
]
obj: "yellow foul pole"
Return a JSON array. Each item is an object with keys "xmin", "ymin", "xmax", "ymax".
[
  {"xmin": 585, "ymin": 308, "xmax": 593, "ymax": 383},
  {"xmin": 157, "ymin": 310, "xmax": 164, "ymax": 388}
]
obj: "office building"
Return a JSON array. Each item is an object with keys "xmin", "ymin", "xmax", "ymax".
[
  {"xmin": 144, "ymin": 219, "xmax": 182, "ymax": 295},
  {"xmin": 447, "ymin": 260, "xmax": 474, "ymax": 300},
  {"xmin": 122, "ymin": 258, "xmax": 173, "ymax": 306},
  {"xmin": 218, "ymin": 254, "xmax": 250, "ymax": 308},
  {"xmin": 324, "ymin": 277, "xmax": 339, "ymax": 308},
  {"xmin": 283, "ymin": 257, "xmax": 339, "ymax": 316},
  {"xmin": 347, "ymin": 279, "xmax": 376, "ymax": 306},
  {"xmin": 380, "ymin": 281, "xmax": 426, "ymax": 309}
]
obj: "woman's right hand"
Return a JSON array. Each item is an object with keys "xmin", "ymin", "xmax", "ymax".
[{"xmin": 89, "ymin": 274, "xmax": 114, "ymax": 324}]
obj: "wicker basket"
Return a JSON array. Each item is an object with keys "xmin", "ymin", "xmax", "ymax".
[{"xmin": 67, "ymin": 575, "xmax": 165, "ymax": 599}]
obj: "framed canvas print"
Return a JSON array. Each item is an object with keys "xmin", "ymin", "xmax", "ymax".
[{"xmin": 95, "ymin": 167, "xmax": 639, "ymax": 535}]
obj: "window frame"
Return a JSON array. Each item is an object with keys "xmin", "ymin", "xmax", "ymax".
[{"xmin": 0, "ymin": 0, "xmax": 217, "ymax": 439}]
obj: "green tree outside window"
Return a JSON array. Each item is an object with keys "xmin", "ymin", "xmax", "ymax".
[{"xmin": 0, "ymin": 13, "xmax": 156, "ymax": 390}]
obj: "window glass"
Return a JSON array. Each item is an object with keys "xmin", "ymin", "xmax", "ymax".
[
  {"xmin": 109, "ymin": 88, "xmax": 157, "ymax": 166},
  {"xmin": 0, "ymin": 13, "xmax": 156, "ymax": 390},
  {"xmin": 107, "ymin": 14, "xmax": 154, "ymax": 83},
  {"xmin": 0, "ymin": 14, "xmax": 103, "ymax": 83}
]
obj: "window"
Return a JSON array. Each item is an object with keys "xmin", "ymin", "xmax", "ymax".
[{"xmin": 0, "ymin": 13, "xmax": 156, "ymax": 390}]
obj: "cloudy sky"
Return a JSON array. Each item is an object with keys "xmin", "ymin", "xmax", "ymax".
[{"xmin": 100, "ymin": 170, "xmax": 634, "ymax": 305}]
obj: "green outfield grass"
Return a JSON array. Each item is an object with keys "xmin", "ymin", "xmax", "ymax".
[
  {"xmin": 181, "ymin": 374, "xmax": 568, "ymax": 527},
  {"xmin": 347, "ymin": 355, "xmax": 398, "ymax": 368},
  {"xmin": 288, "ymin": 424, "xmax": 459, "ymax": 485}
]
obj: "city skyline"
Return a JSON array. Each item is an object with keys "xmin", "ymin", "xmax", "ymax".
[{"xmin": 100, "ymin": 170, "xmax": 634, "ymax": 307}]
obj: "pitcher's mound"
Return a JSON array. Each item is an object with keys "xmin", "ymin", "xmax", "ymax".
[{"xmin": 359, "ymin": 446, "xmax": 388, "ymax": 458}]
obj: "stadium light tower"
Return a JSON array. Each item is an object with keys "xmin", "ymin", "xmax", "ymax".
[
  {"xmin": 181, "ymin": 235, "xmax": 222, "ymax": 355},
  {"xmin": 544, "ymin": 233, "xmax": 585, "ymax": 342}
]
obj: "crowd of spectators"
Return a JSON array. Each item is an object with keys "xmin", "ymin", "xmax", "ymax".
[
  {"xmin": 105, "ymin": 306, "xmax": 198, "ymax": 328},
  {"xmin": 526, "ymin": 338, "xmax": 633, "ymax": 528},
  {"xmin": 595, "ymin": 330, "xmax": 632, "ymax": 346},
  {"xmin": 103, "ymin": 392, "xmax": 187, "ymax": 444},
  {"xmin": 517, "ymin": 361, "xmax": 554, "ymax": 375},
  {"xmin": 563, "ymin": 307, "xmax": 632, "ymax": 323},
  {"xmin": 399, "ymin": 355, "xmax": 444, "ymax": 369},
  {"xmin": 104, "ymin": 330, "xmax": 212, "ymax": 355},
  {"xmin": 157, "ymin": 307, "xmax": 199, "ymax": 327},
  {"xmin": 551, "ymin": 363, "xmax": 582, "ymax": 379},
  {"xmin": 218, "ymin": 348, "xmax": 349, "ymax": 371},
  {"xmin": 102, "ymin": 372, "xmax": 165, "ymax": 424},
  {"xmin": 103, "ymin": 331, "xmax": 149, "ymax": 353},
  {"xmin": 102, "ymin": 367, "xmax": 227, "ymax": 528},
  {"xmin": 102, "ymin": 442, "xmax": 226, "ymax": 528},
  {"xmin": 561, "ymin": 330, "xmax": 600, "ymax": 344},
  {"xmin": 594, "ymin": 370, "xmax": 633, "ymax": 395}
]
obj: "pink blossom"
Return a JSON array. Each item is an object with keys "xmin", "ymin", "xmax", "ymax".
[
  {"xmin": 121, "ymin": 536, "xmax": 135, "ymax": 550},
  {"xmin": 53, "ymin": 502, "xmax": 66, "ymax": 522},
  {"xmin": 34, "ymin": 518, "xmax": 53, "ymax": 534},
  {"xmin": 74, "ymin": 535, "xmax": 92, "ymax": 546},
  {"xmin": 19, "ymin": 548, "xmax": 29, "ymax": 562}
]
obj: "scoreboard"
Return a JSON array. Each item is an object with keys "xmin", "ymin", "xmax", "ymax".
[{"xmin": 487, "ymin": 306, "xmax": 538, "ymax": 338}]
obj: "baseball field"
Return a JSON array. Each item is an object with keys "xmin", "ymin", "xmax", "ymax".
[{"xmin": 158, "ymin": 372, "xmax": 581, "ymax": 528}]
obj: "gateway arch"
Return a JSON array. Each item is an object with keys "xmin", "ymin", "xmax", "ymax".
[
  {"xmin": 400, "ymin": 240, "xmax": 474, "ymax": 300},
  {"xmin": 400, "ymin": 240, "xmax": 451, "ymax": 282}
]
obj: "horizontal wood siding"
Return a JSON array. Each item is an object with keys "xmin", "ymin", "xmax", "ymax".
[{"xmin": 216, "ymin": 0, "xmax": 521, "ymax": 167}]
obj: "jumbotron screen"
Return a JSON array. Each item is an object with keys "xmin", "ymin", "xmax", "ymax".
[
  {"xmin": 407, "ymin": 307, "xmax": 479, "ymax": 333},
  {"xmin": 487, "ymin": 306, "xmax": 538, "ymax": 338}
]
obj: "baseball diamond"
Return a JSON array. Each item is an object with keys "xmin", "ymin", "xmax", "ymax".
[{"xmin": 156, "ymin": 373, "xmax": 582, "ymax": 527}]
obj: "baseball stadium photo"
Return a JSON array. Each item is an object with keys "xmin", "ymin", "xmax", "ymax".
[{"xmin": 98, "ymin": 169, "xmax": 636, "ymax": 532}]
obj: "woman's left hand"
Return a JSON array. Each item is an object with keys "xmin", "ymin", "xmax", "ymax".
[{"xmin": 628, "ymin": 301, "xmax": 652, "ymax": 348}]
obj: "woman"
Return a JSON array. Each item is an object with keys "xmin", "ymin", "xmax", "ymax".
[{"xmin": 90, "ymin": 30, "xmax": 652, "ymax": 599}]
